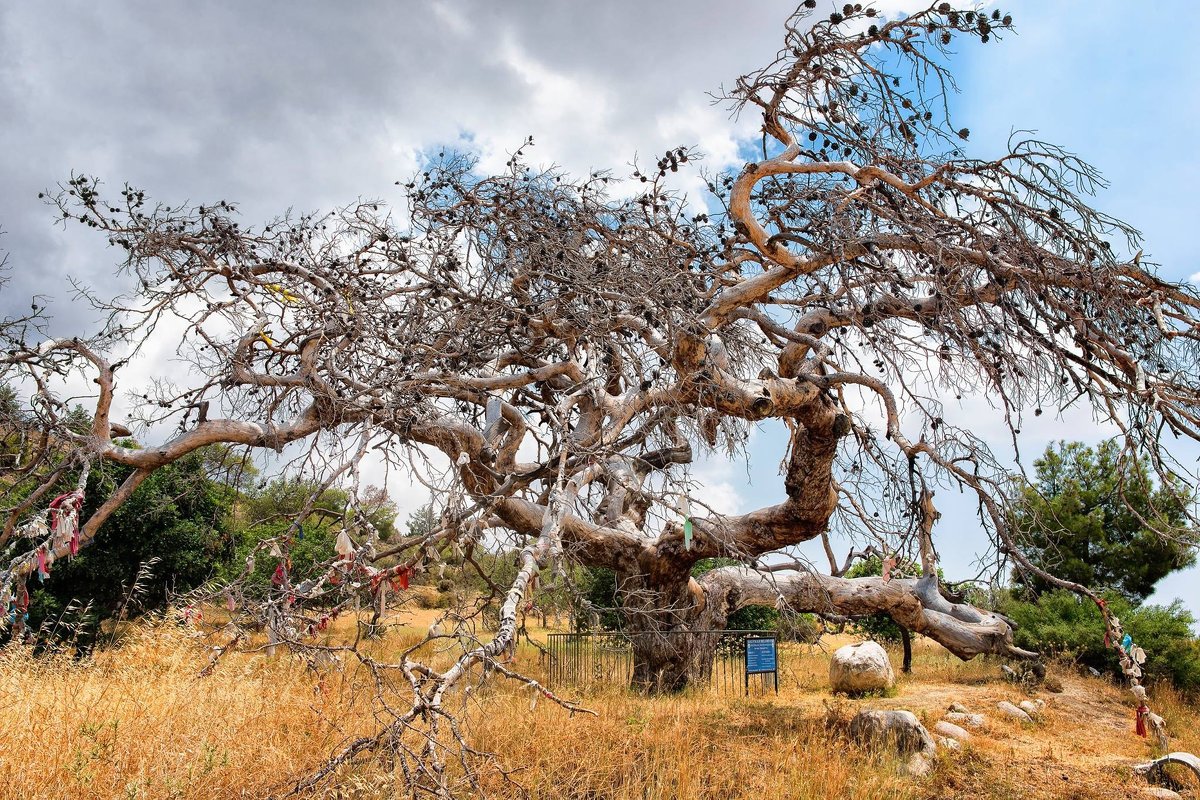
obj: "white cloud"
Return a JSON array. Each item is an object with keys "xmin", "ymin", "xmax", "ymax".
[{"xmin": 3, "ymin": 1, "xmax": 1195, "ymax": 611}]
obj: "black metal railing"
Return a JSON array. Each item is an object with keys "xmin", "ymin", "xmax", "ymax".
[{"xmin": 546, "ymin": 629, "xmax": 778, "ymax": 694}]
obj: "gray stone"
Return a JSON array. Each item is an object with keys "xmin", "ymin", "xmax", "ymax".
[
  {"xmin": 905, "ymin": 753, "xmax": 933, "ymax": 777},
  {"xmin": 1141, "ymin": 788, "xmax": 1182, "ymax": 799},
  {"xmin": 933, "ymin": 720, "xmax": 971, "ymax": 742},
  {"xmin": 997, "ymin": 700, "xmax": 1034, "ymax": 723},
  {"xmin": 830, "ymin": 640, "xmax": 896, "ymax": 695},
  {"xmin": 848, "ymin": 709, "xmax": 937, "ymax": 778},
  {"xmin": 945, "ymin": 711, "xmax": 986, "ymax": 729},
  {"xmin": 947, "ymin": 702, "xmax": 970, "ymax": 714},
  {"xmin": 1018, "ymin": 700, "xmax": 1043, "ymax": 719}
]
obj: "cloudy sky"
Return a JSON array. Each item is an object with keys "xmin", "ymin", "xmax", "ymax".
[{"xmin": 1, "ymin": 1, "xmax": 1196, "ymax": 615}]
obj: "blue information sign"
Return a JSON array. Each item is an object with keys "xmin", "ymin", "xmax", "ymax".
[
  {"xmin": 744, "ymin": 635, "xmax": 778, "ymax": 694},
  {"xmin": 745, "ymin": 636, "xmax": 777, "ymax": 674}
]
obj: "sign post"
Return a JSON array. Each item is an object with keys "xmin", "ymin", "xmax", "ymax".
[{"xmin": 744, "ymin": 635, "xmax": 778, "ymax": 695}]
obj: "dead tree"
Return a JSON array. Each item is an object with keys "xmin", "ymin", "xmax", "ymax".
[{"xmin": 3, "ymin": 2, "xmax": 1199, "ymax": 791}]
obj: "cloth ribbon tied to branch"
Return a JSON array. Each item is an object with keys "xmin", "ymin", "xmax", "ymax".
[
  {"xmin": 334, "ymin": 529, "xmax": 356, "ymax": 561},
  {"xmin": 882, "ymin": 555, "xmax": 897, "ymax": 583},
  {"xmin": 5, "ymin": 584, "xmax": 30, "ymax": 633},
  {"xmin": 677, "ymin": 496, "xmax": 692, "ymax": 550},
  {"xmin": 48, "ymin": 489, "xmax": 84, "ymax": 559},
  {"xmin": 1096, "ymin": 597, "xmax": 1166, "ymax": 744}
]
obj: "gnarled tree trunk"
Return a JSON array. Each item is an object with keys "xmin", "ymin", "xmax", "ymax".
[{"xmin": 614, "ymin": 569, "xmax": 705, "ymax": 693}]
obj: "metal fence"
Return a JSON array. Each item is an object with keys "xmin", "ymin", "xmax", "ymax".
[{"xmin": 546, "ymin": 629, "xmax": 778, "ymax": 694}]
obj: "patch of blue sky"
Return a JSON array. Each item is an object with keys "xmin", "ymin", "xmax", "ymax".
[{"xmin": 697, "ymin": 2, "xmax": 1199, "ymax": 620}]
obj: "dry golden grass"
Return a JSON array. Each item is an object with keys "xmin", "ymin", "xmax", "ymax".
[
  {"xmin": 0, "ymin": 623, "xmax": 375, "ymax": 799},
  {"xmin": 0, "ymin": 614, "xmax": 1195, "ymax": 800}
]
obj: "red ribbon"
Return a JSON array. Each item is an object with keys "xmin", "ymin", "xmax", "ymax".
[
  {"xmin": 48, "ymin": 491, "xmax": 79, "ymax": 513},
  {"xmin": 380, "ymin": 567, "xmax": 412, "ymax": 593},
  {"xmin": 48, "ymin": 491, "xmax": 82, "ymax": 533},
  {"xmin": 1136, "ymin": 705, "xmax": 1149, "ymax": 737}
]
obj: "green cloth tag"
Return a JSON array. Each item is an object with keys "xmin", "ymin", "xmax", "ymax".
[{"xmin": 683, "ymin": 518, "xmax": 693, "ymax": 549}]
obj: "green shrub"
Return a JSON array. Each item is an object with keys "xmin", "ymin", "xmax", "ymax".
[
  {"xmin": 574, "ymin": 566, "xmax": 621, "ymax": 631},
  {"xmin": 1001, "ymin": 589, "xmax": 1200, "ymax": 694},
  {"xmin": 727, "ymin": 604, "xmax": 778, "ymax": 631}
]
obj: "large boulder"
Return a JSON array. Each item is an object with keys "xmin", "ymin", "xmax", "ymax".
[
  {"xmin": 830, "ymin": 640, "xmax": 896, "ymax": 695},
  {"xmin": 849, "ymin": 709, "xmax": 937, "ymax": 776}
]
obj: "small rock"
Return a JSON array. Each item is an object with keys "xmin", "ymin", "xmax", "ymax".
[
  {"xmin": 997, "ymin": 701, "xmax": 1034, "ymax": 723},
  {"xmin": 933, "ymin": 720, "xmax": 971, "ymax": 742},
  {"xmin": 1142, "ymin": 788, "xmax": 1183, "ymax": 800},
  {"xmin": 1088, "ymin": 667, "xmax": 1102, "ymax": 677},
  {"xmin": 948, "ymin": 702, "xmax": 970, "ymax": 714},
  {"xmin": 937, "ymin": 736, "xmax": 961, "ymax": 751},
  {"xmin": 945, "ymin": 711, "xmax": 986, "ymax": 728},
  {"xmin": 1018, "ymin": 700, "xmax": 1043, "ymax": 719},
  {"xmin": 830, "ymin": 641, "xmax": 896, "ymax": 695},
  {"xmin": 906, "ymin": 753, "xmax": 933, "ymax": 777}
]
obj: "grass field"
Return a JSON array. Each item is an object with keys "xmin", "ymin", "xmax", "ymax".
[{"xmin": 0, "ymin": 603, "xmax": 1195, "ymax": 799}]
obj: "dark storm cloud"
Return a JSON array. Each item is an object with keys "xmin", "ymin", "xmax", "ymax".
[{"xmin": 0, "ymin": 1, "xmax": 798, "ymax": 328}]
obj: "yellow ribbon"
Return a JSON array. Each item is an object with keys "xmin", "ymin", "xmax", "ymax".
[{"xmin": 266, "ymin": 283, "xmax": 300, "ymax": 303}]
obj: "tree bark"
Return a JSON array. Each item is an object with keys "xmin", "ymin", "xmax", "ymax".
[
  {"xmin": 614, "ymin": 570, "xmax": 707, "ymax": 694},
  {"xmin": 629, "ymin": 629, "xmax": 694, "ymax": 694},
  {"xmin": 698, "ymin": 567, "xmax": 1036, "ymax": 662}
]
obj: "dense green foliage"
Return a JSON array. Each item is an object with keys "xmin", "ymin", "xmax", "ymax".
[
  {"xmin": 843, "ymin": 555, "xmax": 926, "ymax": 642},
  {"xmin": 222, "ymin": 477, "xmax": 398, "ymax": 592},
  {"xmin": 574, "ymin": 566, "xmax": 621, "ymax": 631},
  {"xmin": 1002, "ymin": 590, "xmax": 1200, "ymax": 693},
  {"xmin": 1012, "ymin": 441, "xmax": 1195, "ymax": 602},
  {"xmin": 28, "ymin": 449, "xmax": 237, "ymax": 640},
  {"xmin": 1000, "ymin": 441, "xmax": 1200, "ymax": 693},
  {"xmin": 2, "ymin": 379, "xmax": 401, "ymax": 641}
]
